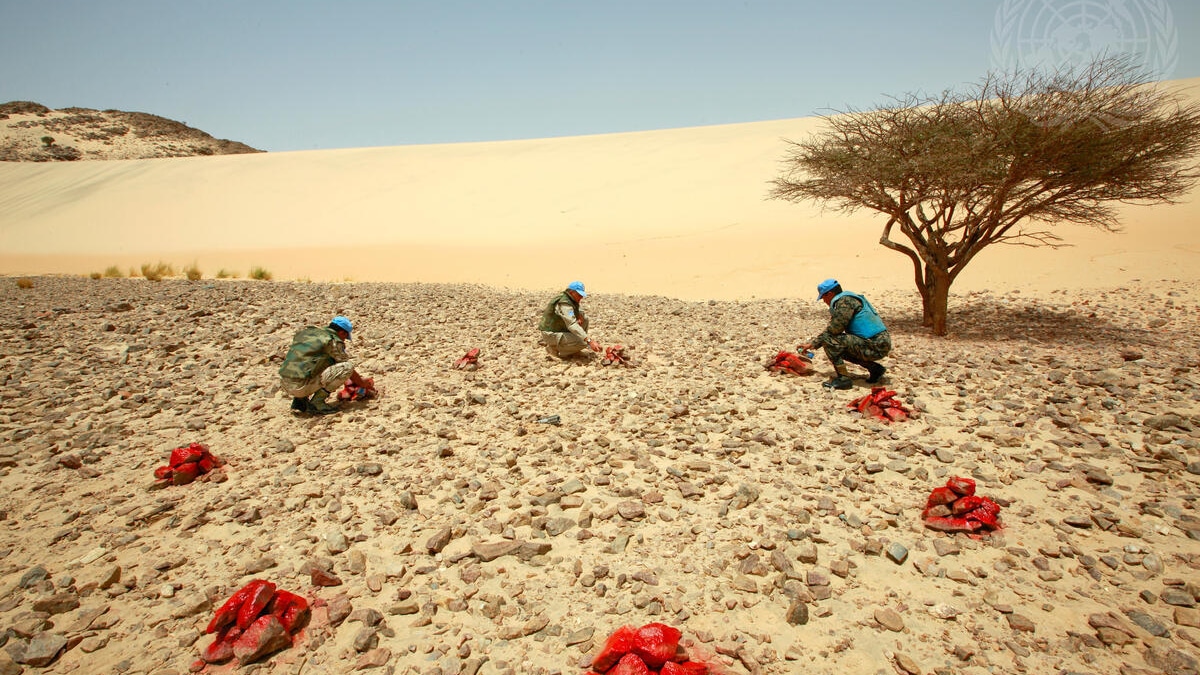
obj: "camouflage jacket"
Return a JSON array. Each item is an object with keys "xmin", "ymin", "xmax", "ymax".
[
  {"xmin": 538, "ymin": 292, "xmax": 589, "ymax": 339},
  {"xmin": 811, "ymin": 294, "xmax": 864, "ymax": 347},
  {"xmin": 278, "ymin": 326, "xmax": 348, "ymax": 381}
]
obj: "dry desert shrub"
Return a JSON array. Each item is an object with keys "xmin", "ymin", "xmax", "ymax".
[
  {"xmin": 140, "ymin": 261, "xmax": 175, "ymax": 281},
  {"xmin": 249, "ymin": 266, "xmax": 272, "ymax": 281},
  {"xmin": 184, "ymin": 263, "xmax": 202, "ymax": 281},
  {"xmin": 103, "ymin": 265, "xmax": 123, "ymax": 278},
  {"xmin": 15, "ymin": 278, "xmax": 33, "ymax": 289},
  {"xmin": 89, "ymin": 271, "xmax": 102, "ymax": 279}
]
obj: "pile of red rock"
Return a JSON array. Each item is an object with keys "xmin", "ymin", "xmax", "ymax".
[
  {"xmin": 336, "ymin": 377, "xmax": 377, "ymax": 402},
  {"xmin": 848, "ymin": 386, "xmax": 911, "ymax": 423},
  {"xmin": 199, "ymin": 579, "xmax": 309, "ymax": 666},
  {"xmin": 602, "ymin": 344, "xmax": 631, "ymax": 366},
  {"xmin": 152, "ymin": 442, "xmax": 220, "ymax": 486},
  {"xmin": 921, "ymin": 476, "xmax": 1002, "ymax": 534},
  {"xmin": 452, "ymin": 348, "xmax": 481, "ymax": 370},
  {"xmin": 765, "ymin": 351, "xmax": 813, "ymax": 376},
  {"xmin": 587, "ymin": 623, "xmax": 718, "ymax": 674}
]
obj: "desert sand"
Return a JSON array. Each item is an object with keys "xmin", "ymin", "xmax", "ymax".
[
  {"xmin": 0, "ymin": 81, "xmax": 1199, "ymax": 675},
  {"xmin": 3, "ymin": 81, "xmax": 1200, "ymax": 300}
]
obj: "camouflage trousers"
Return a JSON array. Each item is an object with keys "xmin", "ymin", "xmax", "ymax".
[
  {"xmin": 540, "ymin": 331, "xmax": 587, "ymax": 358},
  {"xmin": 279, "ymin": 360, "xmax": 357, "ymax": 398},
  {"xmin": 822, "ymin": 331, "xmax": 891, "ymax": 366}
]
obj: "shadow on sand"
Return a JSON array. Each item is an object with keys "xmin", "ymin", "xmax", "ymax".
[{"xmin": 886, "ymin": 300, "xmax": 1157, "ymax": 347}]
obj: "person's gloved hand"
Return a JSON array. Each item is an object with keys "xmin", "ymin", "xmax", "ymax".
[{"xmin": 589, "ymin": 340, "xmax": 601, "ymax": 352}]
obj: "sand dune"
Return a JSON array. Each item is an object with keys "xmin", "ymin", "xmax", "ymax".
[{"xmin": 4, "ymin": 80, "xmax": 1200, "ymax": 301}]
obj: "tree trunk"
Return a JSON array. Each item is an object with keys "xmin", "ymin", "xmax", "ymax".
[{"xmin": 921, "ymin": 264, "xmax": 953, "ymax": 336}]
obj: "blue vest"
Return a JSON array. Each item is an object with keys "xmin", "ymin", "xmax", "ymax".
[{"xmin": 831, "ymin": 291, "xmax": 886, "ymax": 339}]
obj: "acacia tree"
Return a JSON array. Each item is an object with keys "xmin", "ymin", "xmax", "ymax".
[{"xmin": 769, "ymin": 57, "xmax": 1200, "ymax": 335}]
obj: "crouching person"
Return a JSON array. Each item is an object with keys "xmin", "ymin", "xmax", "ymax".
[
  {"xmin": 279, "ymin": 316, "xmax": 371, "ymax": 415},
  {"xmin": 538, "ymin": 281, "xmax": 601, "ymax": 359}
]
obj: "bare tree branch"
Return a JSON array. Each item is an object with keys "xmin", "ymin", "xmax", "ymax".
[{"xmin": 767, "ymin": 55, "xmax": 1200, "ymax": 334}]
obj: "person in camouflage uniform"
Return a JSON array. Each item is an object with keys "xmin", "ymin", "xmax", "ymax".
[
  {"xmin": 279, "ymin": 316, "xmax": 371, "ymax": 414},
  {"xmin": 538, "ymin": 281, "xmax": 601, "ymax": 359},
  {"xmin": 798, "ymin": 279, "xmax": 891, "ymax": 390}
]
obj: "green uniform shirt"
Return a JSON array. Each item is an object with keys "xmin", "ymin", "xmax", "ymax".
[
  {"xmin": 278, "ymin": 326, "xmax": 348, "ymax": 381},
  {"xmin": 538, "ymin": 292, "xmax": 588, "ymax": 337}
]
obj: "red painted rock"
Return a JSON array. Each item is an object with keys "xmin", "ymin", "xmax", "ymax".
[
  {"xmin": 207, "ymin": 583, "xmax": 257, "ymax": 634},
  {"xmin": 169, "ymin": 443, "xmax": 207, "ymax": 466},
  {"xmin": 236, "ymin": 580, "xmax": 277, "ymax": 630},
  {"xmin": 662, "ymin": 662, "xmax": 710, "ymax": 674},
  {"xmin": 608, "ymin": 653, "xmax": 652, "ymax": 675},
  {"xmin": 453, "ymin": 348, "xmax": 481, "ymax": 369},
  {"xmin": 269, "ymin": 590, "xmax": 310, "ymax": 634},
  {"xmin": 632, "ymin": 622, "xmax": 683, "ymax": 668},
  {"xmin": 947, "ymin": 476, "xmax": 976, "ymax": 496},
  {"xmin": 155, "ymin": 442, "xmax": 221, "ymax": 486},
  {"xmin": 232, "ymin": 614, "xmax": 291, "ymax": 664},
  {"xmin": 201, "ymin": 624, "xmax": 241, "ymax": 663},
  {"xmin": 766, "ymin": 351, "xmax": 813, "ymax": 376},
  {"xmin": 848, "ymin": 387, "xmax": 911, "ymax": 423},
  {"xmin": 592, "ymin": 625, "xmax": 638, "ymax": 672},
  {"xmin": 921, "ymin": 477, "xmax": 1001, "ymax": 533},
  {"xmin": 172, "ymin": 462, "xmax": 201, "ymax": 486}
]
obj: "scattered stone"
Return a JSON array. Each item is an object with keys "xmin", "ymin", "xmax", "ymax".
[
  {"xmin": 1162, "ymin": 588, "xmax": 1197, "ymax": 608},
  {"xmin": 17, "ymin": 633, "xmax": 67, "ymax": 667},
  {"xmin": 874, "ymin": 608, "xmax": 904, "ymax": 632},
  {"xmin": 326, "ymin": 531, "xmax": 350, "ymax": 554},
  {"xmin": 1006, "ymin": 613, "xmax": 1036, "ymax": 633},
  {"xmin": 785, "ymin": 600, "xmax": 808, "ymax": 626}
]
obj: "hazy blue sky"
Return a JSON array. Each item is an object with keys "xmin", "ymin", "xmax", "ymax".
[{"xmin": 3, "ymin": 1, "xmax": 1197, "ymax": 152}]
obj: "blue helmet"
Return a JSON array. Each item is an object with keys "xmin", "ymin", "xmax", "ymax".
[
  {"xmin": 816, "ymin": 278, "xmax": 839, "ymax": 300},
  {"xmin": 567, "ymin": 281, "xmax": 587, "ymax": 298},
  {"xmin": 330, "ymin": 316, "xmax": 353, "ymax": 338}
]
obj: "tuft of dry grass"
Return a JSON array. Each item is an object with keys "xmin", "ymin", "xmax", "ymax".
[
  {"xmin": 184, "ymin": 263, "xmax": 202, "ymax": 281},
  {"xmin": 249, "ymin": 266, "xmax": 272, "ymax": 281},
  {"xmin": 89, "ymin": 272, "xmax": 102, "ymax": 279},
  {"xmin": 215, "ymin": 268, "xmax": 235, "ymax": 279},
  {"xmin": 103, "ymin": 265, "xmax": 123, "ymax": 278},
  {"xmin": 140, "ymin": 261, "xmax": 175, "ymax": 281},
  {"xmin": 16, "ymin": 278, "xmax": 33, "ymax": 289}
]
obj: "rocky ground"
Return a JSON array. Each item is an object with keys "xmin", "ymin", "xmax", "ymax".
[
  {"xmin": 0, "ymin": 101, "xmax": 261, "ymax": 161},
  {"xmin": 0, "ymin": 276, "xmax": 1197, "ymax": 675}
]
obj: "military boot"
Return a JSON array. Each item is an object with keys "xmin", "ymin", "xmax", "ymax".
[
  {"xmin": 306, "ymin": 389, "xmax": 339, "ymax": 415},
  {"xmin": 865, "ymin": 362, "xmax": 887, "ymax": 384},
  {"xmin": 822, "ymin": 376, "xmax": 853, "ymax": 390},
  {"xmin": 290, "ymin": 397, "xmax": 309, "ymax": 413},
  {"xmin": 822, "ymin": 363, "xmax": 854, "ymax": 390},
  {"xmin": 845, "ymin": 357, "xmax": 887, "ymax": 384}
]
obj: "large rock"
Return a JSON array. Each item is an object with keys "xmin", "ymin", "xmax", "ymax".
[
  {"xmin": 232, "ymin": 615, "xmax": 290, "ymax": 664},
  {"xmin": 17, "ymin": 633, "xmax": 67, "ymax": 667},
  {"xmin": 471, "ymin": 540, "xmax": 522, "ymax": 562}
]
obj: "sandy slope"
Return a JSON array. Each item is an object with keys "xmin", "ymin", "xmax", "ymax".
[{"xmin": 3, "ymin": 79, "xmax": 1200, "ymax": 301}]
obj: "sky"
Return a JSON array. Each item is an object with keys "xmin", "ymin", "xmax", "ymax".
[{"xmin": 2, "ymin": 0, "xmax": 1198, "ymax": 152}]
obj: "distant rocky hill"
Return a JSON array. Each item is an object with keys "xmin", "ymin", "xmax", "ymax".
[{"xmin": 0, "ymin": 101, "xmax": 262, "ymax": 161}]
